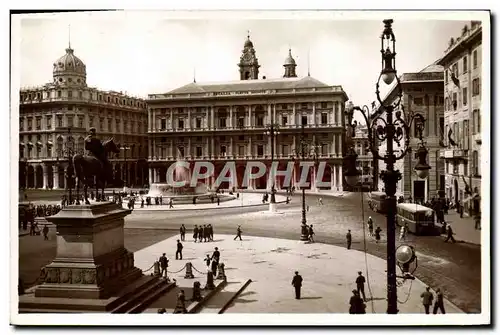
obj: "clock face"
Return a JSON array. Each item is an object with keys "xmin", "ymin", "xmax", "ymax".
[{"xmin": 243, "ymin": 53, "xmax": 253, "ymax": 62}]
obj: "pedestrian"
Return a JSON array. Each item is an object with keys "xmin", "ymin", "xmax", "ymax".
[
  {"xmin": 433, "ymin": 288, "xmax": 446, "ymax": 314},
  {"xmin": 318, "ymin": 197, "xmax": 323, "ymax": 206},
  {"xmin": 180, "ymin": 224, "xmax": 186, "ymax": 241},
  {"xmin": 355, "ymin": 271, "xmax": 367, "ymax": 301},
  {"xmin": 291, "ymin": 271, "xmax": 303, "ymax": 299},
  {"xmin": 474, "ymin": 215, "xmax": 481, "ymax": 230},
  {"xmin": 399, "ymin": 221, "xmax": 407, "ymax": 241},
  {"xmin": 420, "ymin": 286, "xmax": 434, "ymax": 314},
  {"xmin": 374, "ymin": 226, "xmax": 382, "ymax": 243},
  {"xmin": 208, "ymin": 224, "xmax": 214, "ymax": 241},
  {"xmin": 367, "ymin": 216, "xmax": 374, "ymax": 236},
  {"xmin": 175, "ymin": 240, "xmax": 183, "ymax": 260},
  {"xmin": 234, "ymin": 225, "xmax": 242, "ymax": 241},
  {"xmin": 169, "ymin": 198, "xmax": 173, "ymax": 209},
  {"xmin": 199, "ymin": 225, "xmax": 205, "ymax": 242},
  {"xmin": 444, "ymin": 224, "xmax": 456, "ymax": 243},
  {"xmin": 217, "ymin": 197, "xmax": 220, "ymax": 206},
  {"xmin": 193, "ymin": 225, "xmax": 199, "ymax": 242},
  {"xmin": 159, "ymin": 253, "xmax": 169, "ymax": 278},
  {"xmin": 203, "ymin": 224, "xmax": 209, "ymax": 242},
  {"xmin": 306, "ymin": 204, "xmax": 310, "ymax": 212},
  {"xmin": 346, "ymin": 229, "xmax": 352, "ymax": 250},
  {"xmin": 42, "ymin": 224, "xmax": 49, "ymax": 240},
  {"xmin": 308, "ymin": 225, "xmax": 315, "ymax": 243},
  {"xmin": 211, "ymin": 247, "xmax": 220, "ymax": 275},
  {"xmin": 204, "ymin": 254, "xmax": 212, "ymax": 270},
  {"xmin": 349, "ymin": 290, "xmax": 366, "ymax": 314}
]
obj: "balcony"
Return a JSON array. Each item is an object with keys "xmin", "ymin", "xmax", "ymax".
[{"xmin": 443, "ymin": 149, "xmax": 468, "ymax": 159}]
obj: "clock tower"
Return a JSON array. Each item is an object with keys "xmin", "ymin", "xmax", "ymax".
[{"xmin": 238, "ymin": 33, "xmax": 260, "ymax": 80}]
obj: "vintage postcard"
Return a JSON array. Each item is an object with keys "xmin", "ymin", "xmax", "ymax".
[{"xmin": 9, "ymin": 9, "xmax": 490, "ymax": 326}]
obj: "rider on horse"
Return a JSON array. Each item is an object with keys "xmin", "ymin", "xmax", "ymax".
[{"xmin": 84, "ymin": 127, "xmax": 112, "ymax": 178}]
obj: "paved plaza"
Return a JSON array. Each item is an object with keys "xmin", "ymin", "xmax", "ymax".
[{"xmin": 134, "ymin": 234, "xmax": 463, "ymax": 314}]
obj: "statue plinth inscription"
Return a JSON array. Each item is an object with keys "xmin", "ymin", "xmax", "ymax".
[{"xmin": 34, "ymin": 202, "xmax": 142, "ymax": 299}]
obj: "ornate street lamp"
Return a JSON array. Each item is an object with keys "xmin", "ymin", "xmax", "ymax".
[
  {"xmin": 293, "ymin": 123, "xmax": 319, "ymax": 241},
  {"xmin": 343, "ymin": 19, "xmax": 431, "ymax": 314},
  {"xmin": 264, "ymin": 119, "xmax": 280, "ymax": 211}
]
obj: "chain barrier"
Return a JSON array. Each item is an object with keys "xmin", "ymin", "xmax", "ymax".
[
  {"xmin": 141, "ymin": 263, "xmax": 155, "ymax": 273},
  {"xmin": 191, "ymin": 265, "xmax": 208, "ymax": 275},
  {"xmin": 169, "ymin": 264, "xmax": 187, "ymax": 274}
]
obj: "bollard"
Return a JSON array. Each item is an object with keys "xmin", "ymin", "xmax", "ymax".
[
  {"xmin": 216, "ymin": 262, "xmax": 227, "ymax": 281},
  {"xmin": 173, "ymin": 290, "xmax": 187, "ymax": 314},
  {"xmin": 204, "ymin": 270, "xmax": 215, "ymax": 290},
  {"xmin": 184, "ymin": 262, "xmax": 194, "ymax": 279},
  {"xmin": 191, "ymin": 281, "xmax": 202, "ymax": 301},
  {"xmin": 153, "ymin": 261, "xmax": 160, "ymax": 277}
]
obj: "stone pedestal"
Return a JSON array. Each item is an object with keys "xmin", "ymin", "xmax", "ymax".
[
  {"xmin": 19, "ymin": 202, "xmax": 164, "ymax": 313},
  {"xmin": 34, "ymin": 202, "xmax": 141, "ymax": 299}
]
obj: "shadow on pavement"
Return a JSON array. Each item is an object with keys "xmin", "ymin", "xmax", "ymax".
[{"xmin": 300, "ymin": 296, "xmax": 322, "ymax": 300}]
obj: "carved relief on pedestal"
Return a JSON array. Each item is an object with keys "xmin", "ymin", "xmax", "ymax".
[
  {"xmin": 59, "ymin": 269, "xmax": 72, "ymax": 283},
  {"xmin": 46, "ymin": 269, "xmax": 60, "ymax": 283},
  {"xmin": 83, "ymin": 270, "xmax": 96, "ymax": 284},
  {"xmin": 72, "ymin": 269, "xmax": 83, "ymax": 284},
  {"xmin": 96, "ymin": 267, "xmax": 105, "ymax": 285}
]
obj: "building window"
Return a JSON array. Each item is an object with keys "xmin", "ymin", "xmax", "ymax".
[
  {"xmin": 100, "ymin": 118, "xmax": 104, "ymax": 131},
  {"xmin": 472, "ymin": 78, "xmax": 480, "ymax": 96},
  {"xmin": 445, "ymin": 70, "xmax": 448, "ymax": 84},
  {"xmin": 57, "ymin": 91, "xmax": 62, "ymax": 98},
  {"xmin": 322, "ymin": 144, "xmax": 328, "ymax": 155},
  {"xmin": 321, "ymin": 113, "xmax": 328, "ymax": 125},
  {"xmin": 107, "ymin": 96, "xmax": 111, "ymax": 103},
  {"xmin": 238, "ymin": 117, "xmax": 244, "ymax": 128},
  {"xmin": 196, "ymin": 118, "xmax": 202, "ymax": 129},
  {"xmin": 463, "ymin": 56, "xmax": 468, "ymax": 73},
  {"xmin": 220, "ymin": 145, "xmax": 227, "ymax": 156},
  {"xmin": 79, "ymin": 91, "xmax": 83, "ymax": 99},
  {"xmin": 27, "ymin": 118, "xmax": 32, "ymax": 130},
  {"xmin": 452, "ymin": 92, "xmax": 457, "ymax": 110},
  {"xmin": 301, "ymin": 102, "xmax": 308, "ymax": 109},
  {"xmin": 178, "ymin": 146, "xmax": 184, "ymax": 158},
  {"xmin": 68, "ymin": 91, "xmax": 73, "ymax": 98},
  {"xmin": 160, "ymin": 119, "xmax": 166, "ymax": 130},
  {"xmin": 99, "ymin": 94, "xmax": 102, "ymax": 101},
  {"xmin": 281, "ymin": 104, "xmax": 288, "ymax": 109},
  {"xmin": 238, "ymin": 135, "xmax": 244, "ymax": 141},
  {"xmin": 282, "ymin": 144, "xmax": 289, "ymax": 156},
  {"xmin": 474, "ymin": 109, "xmax": 481, "ymax": 133},
  {"xmin": 238, "ymin": 145, "xmax": 245, "ymax": 157},
  {"xmin": 257, "ymin": 117, "xmax": 264, "ymax": 127},
  {"xmin": 256, "ymin": 134, "xmax": 263, "ymax": 141},
  {"xmin": 57, "ymin": 116, "xmax": 63, "ymax": 127},
  {"xmin": 67, "ymin": 116, "xmax": 74, "ymax": 128},
  {"xmin": 472, "ymin": 150, "xmax": 479, "ymax": 176},
  {"xmin": 413, "ymin": 97, "xmax": 423, "ymax": 105},
  {"xmin": 36, "ymin": 118, "xmax": 41, "ymax": 130},
  {"xmin": 301, "ymin": 115, "xmax": 308, "ymax": 125},
  {"xmin": 439, "ymin": 117, "xmax": 444, "ymax": 141},
  {"xmin": 178, "ymin": 119, "xmax": 184, "ymax": 129},
  {"xmin": 219, "ymin": 118, "xmax": 227, "ymax": 128},
  {"xmin": 462, "ymin": 87, "xmax": 468, "ymax": 106},
  {"xmin": 196, "ymin": 146, "xmax": 202, "ymax": 157},
  {"xmin": 473, "ymin": 50, "xmax": 478, "ymax": 69},
  {"xmin": 79, "ymin": 116, "xmax": 84, "ymax": 128},
  {"xmin": 107, "ymin": 118, "xmax": 112, "ymax": 131},
  {"xmin": 321, "ymin": 102, "xmax": 328, "ymax": 109},
  {"xmin": 282, "ymin": 116, "xmax": 288, "ymax": 126},
  {"xmin": 257, "ymin": 145, "xmax": 264, "ymax": 156},
  {"xmin": 463, "ymin": 120, "xmax": 469, "ymax": 149},
  {"xmin": 452, "ymin": 63, "xmax": 459, "ymax": 77},
  {"xmin": 20, "ymin": 119, "xmax": 24, "ymax": 131}
]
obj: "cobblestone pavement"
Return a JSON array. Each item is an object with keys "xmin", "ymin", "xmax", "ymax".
[{"xmin": 124, "ymin": 192, "xmax": 482, "ymax": 313}]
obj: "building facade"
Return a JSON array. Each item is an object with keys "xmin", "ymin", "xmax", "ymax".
[
  {"xmin": 375, "ymin": 63, "xmax": 445, "ymax": 202},
  {"xmin": 437, "ymin": 21, "xmax": 482, "ymax": 216},
  {"xmin": 147, "ymin": 36, "xmax": 349, "ymax": 191},
  {"xmin": 351, "ymin": 125, "xmax": 376, "ymax": 191},
  {"xmin": 19, "ymin": 44, "xmax": 148, "ymax": 190}
]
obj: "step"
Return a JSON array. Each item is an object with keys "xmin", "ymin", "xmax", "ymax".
[
  {"xmin": 199, "ymin": 279, "xmax": 252, "ymax": 314},
  {"xmin": 111, "ymin": 277, "xmax": 172, "ymax": 313},
  {"xmin": 128, "ymin": 281, "xmax": 176, "ymax": 314}
]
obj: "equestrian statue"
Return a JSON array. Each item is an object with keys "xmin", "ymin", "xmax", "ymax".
[{"xmin": 73, "ymin": 127, "xmax": 120, "ymax": 205}]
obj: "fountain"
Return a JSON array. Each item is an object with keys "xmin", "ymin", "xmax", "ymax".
[{"xmin": 143, "ymin": 160, "xmax": 234, "ymax": 205}]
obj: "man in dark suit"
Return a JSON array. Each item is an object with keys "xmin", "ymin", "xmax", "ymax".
[
  {"xmin": 356, "ymin": 271, "xmax": 367, "ymax": 301},
  {"xmin": 159, "ymin": 253, "xmax": 168, "ymax": 277},
  {"xmin": 175, "ymin": 240, "xmax": 183, "ymax": 260},
  {"xmin": 420, "ymin": 286, "xmax": 434, "ymax": 314},
  {"xmin": 291, "ymin": 271, "xmax": 303, "ymax": 299},
  {"xmin": 346, "ymin": 229, "xmax": 352, "ymax": 249},
  {"xmin": 433, "ymin": 288, "xmax": 446, "ymax": 314}
]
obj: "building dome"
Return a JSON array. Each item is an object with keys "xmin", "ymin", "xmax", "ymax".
[
  {"xmin": 244, "ymin": 36, "xmax": 254, "ymax": 48},
  {"xmin": 52, "ymin": 46, "xmax": 87, "ymax": 86},
  {"xmin": 284, "ymin": 49, "xmax": 296, "ymax": 65}
]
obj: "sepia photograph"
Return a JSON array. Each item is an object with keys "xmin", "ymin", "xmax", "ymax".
[{"xmin": 9, "ymin": 8, "xmax": 491, "ymax": 326}]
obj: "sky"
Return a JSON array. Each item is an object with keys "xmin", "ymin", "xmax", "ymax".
[{"xmin": 15, "ymin": 11, "xmax": 477, "ymax": 107}]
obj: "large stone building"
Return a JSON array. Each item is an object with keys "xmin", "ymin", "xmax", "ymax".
[
  {"xmin": 375, "ymin": 62, "xmax": 445, "ymax": 202},
  {"xmin": 147, "ymin": 35, "xmax": 348, "ymax": 191},
  {"xmin": 351, "ymin": 125, "xmax": 376, "ymax": 191},
  {"xmin": 19, "ymin": 44, "xmax": 148, "ymax": 190},
  {"xmin": 437, "ymin": 21, "xmax": 482, "ymax": 216}
]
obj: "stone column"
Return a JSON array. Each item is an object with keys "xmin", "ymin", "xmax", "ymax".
[
  {"xmin": 330, "ymin": 168, "xmax": 335, "ymax": 190},
  {"xmin": 205, "ymin": 109, "xmax": 209, "ymax": 129},
  {"xmin": 338, "ymin": 164, "xmax": 343, "ymax": 191},
  {"xmin": 211, "ymin": 106, "xmax": 215, "ymax": 129},
  {"xmin": 187, "ymin": 108, "xmax": 191, "ymax": 130},
  {"xmin": 229, "ymin": 106, "xmax": 233, "ymax": 129},
  {"xmin": 149, "ymin": 168, "xmax": 153, "ymax": 184},
  {"xmin": 248, "ymin": 105, "xmax": 252, "ymax": 128},
  {"xmin": 188, "ymin": 138, "xmax": 192, "ymax": 159},
  {"xmin": 230, "ymin": 137, "xmax": 233, "ymax": 158},
  {"xmin": 152, "ymin": 108, "xmax": 156, "ymax": 131},
  {"xmin": 148, "ymin": 109, "xmax": 151, "ymax": 131},
  {"xmin": 170, "ymin": 139, "xmax": 174, "ymax": 159},
  {"xmin": 53, "ymin": 166, "xmax": 59, "ymax": 189},
  {"xmin": 267, "ymin": 104, "xmax": 272, "ymax": 125},
  {"xmin": 43, "ymin": 164, "xmax": 49, "ymax": 189},
  {"xmin": 248, "ymin": 136, "xmax": 252, "ymax": 157},
  {"xmin": 333, "ymin": 164, "xmax": 337, "ymax": 190},
  {"xmin": 170, "ymin": 109, "xmax": 174, "ymax": 130},
  {"xmin": 292, "ymin": 103, "xmax": 296, "ymax": 126},
  {"xmin": 312, "ymin": 103, "xmax": 316, "ymax": 127},
  {"xmin": 33, "ymin": 165, "xmax": 38, "ymax": 189}
]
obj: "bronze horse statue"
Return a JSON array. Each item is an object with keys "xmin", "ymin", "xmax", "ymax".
[{"xmin": 73, "ymin": 138, "xmax": 120, "ymax": 205}]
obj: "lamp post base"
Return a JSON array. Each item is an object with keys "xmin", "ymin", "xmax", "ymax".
[
  {"xmin": 269, "ymin": 202, "xmax": 277, "ymax": 213},
  {"xmin": 300, "ymin": 233, "xmax": 309, "ymax": 241}
]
